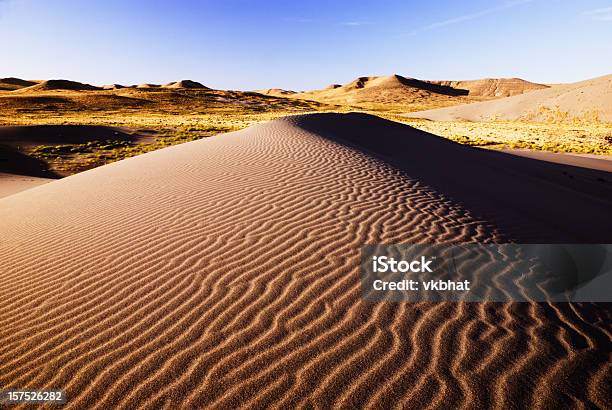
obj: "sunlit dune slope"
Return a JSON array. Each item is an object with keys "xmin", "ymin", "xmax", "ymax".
[
  {"xmin": 294, "ymin": 74, "xmax": 468, "ymax": 107},
  {"xmin": 426, "ymin": 77, "xmax": 548, "ymax": 97},
  {"xmin": 405, "ymin": 74, "xmax": 612, "ymax": 122}
]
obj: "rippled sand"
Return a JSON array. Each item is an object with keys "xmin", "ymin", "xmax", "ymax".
[{"xmin": 1, "ymin": 113, "xmax": 610, "ymax": 408}]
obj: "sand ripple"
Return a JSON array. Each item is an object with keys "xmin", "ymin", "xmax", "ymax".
[{"xmin": 0, "ymin": 113, "xmax": 610, "ymax": 408}]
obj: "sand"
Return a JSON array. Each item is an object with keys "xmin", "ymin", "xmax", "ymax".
[
  {"xmin": 502, "ymin": 149, "xmax": 612, "ymax": 172},
  {"xmin": 288, "ymin": 75, "xmax": 546, "ymax": 108},
  {"xmin": 255, "ymin": 88, "xmax": 297, "ymax": 97},
  {"xmin": 0, "ymin": 172, "xmax": 52, "ymax": 198},
  {"xmin": 294, "ymin": 74, "xmax": 469, "ymax": 106},
  {"xmin": 102, "ymin": 84, "xmax": 126, "ymax": 90},
  {"xmin": 0, "ymin": 113, "xmax": 610, "ymax": 408},
  {"xmin": 426, "ymin": 78, "xmax": 548, "ymax": 97},
  {"xmin": 16, "ymin": 80, "xmax": 101, "ymax": 92},
  {"xmin": 0, "ymin": 125, "xmax": 143, "ymax": 146},
  {"xmin": 163, "ymin": 80, "xmax": 209, "ymax": 89},
  {"xmin": 405, "ymin": 74, "xmax": 612, "ymax": 122},
  {"xmin": 0, "ymin": 125, "xmax": 148, "ymax": 187},
  {"xmin": 0, "ymin": 78, "xmax": 38, "ymax": 91}
]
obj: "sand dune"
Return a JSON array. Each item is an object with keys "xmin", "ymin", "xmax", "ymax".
[
  {"xmin": 406, "ymin": 74, "xmax": 612, "ymax": 122},
  {"xmin": 0, "ymin": 113, "xmax": 610, "ymax": 408},
  {"xmin": 501, "ymin": 150, "xmax": 612, "ymax": 172},
  {"xmin": 0, "ymin": 172, "xmax": 52, "ymax": 198},
  {"xmin": 0, "ymin": 77, "xmax": 38, "ymax": 91},
  {"xmin": 295, "ymin": 74, "xmax": 468, "ymax": 106},
  {"xmin": 287, "ymin": 75, "xmax": 546, "ymax": 108},
  {"xmin": 426, "ymin": 78, "xmax": 548, "ymax": 97},
  {"xmin": 163, "ymin": 80, "xmax": 209, "ymax": 89},
  {"xmin": 0, "ymin": 85, "xmax": 328, "ymax": 125},
  {"xmin": 17, "ymin": 79, "xmax": 101, "ymax": 92},
  {"xmin": 255, "ymin": 88, "xmax": 297, "ymax": 97},
  {"xmin": 0, "ymin": 124, "xmax": 142, "ymax": 146},
  {"xmin": 102, "ymin": 84, "xmax": 126, "ymax": 90},
  {"xmin": 0, "ymin": 125, "xmax": 147, "ymax": 194}
]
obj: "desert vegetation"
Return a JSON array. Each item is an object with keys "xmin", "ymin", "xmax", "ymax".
[
  {"xmin": 1, "ymin": 75, "xmax": 611, "ymax": 180},
  {"xmin": 392, "ymin": 116, "xmax": 612, "ymax": 155}
]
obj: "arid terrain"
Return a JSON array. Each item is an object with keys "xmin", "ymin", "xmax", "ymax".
[
  {"xmin": 2, "ymin": 74, "xmax": 611, "ymax": 197},
  {"xmin": 404, "ymin": 74, "xmax": 612, "ymax": 123},
  {"xmin": 256, "ymin": 74, "xmax": 538, "ymax": 111},
  {"xmin": 0, "ymin": 78, "xmax": 335, "ymax": 188},
  {"xmin": 1, "ymin": 74, "xmax": 611, "ymax": 408}
]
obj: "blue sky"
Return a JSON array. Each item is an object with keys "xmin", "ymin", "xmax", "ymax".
[{"xmin": 1, "ymin": 0, "xmax": 611, "ymax": 90}]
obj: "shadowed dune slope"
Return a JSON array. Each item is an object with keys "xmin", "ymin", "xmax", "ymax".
[
  {"xmin": 500, "ymin": 150, "xmax": 612, "ymax": 173},
  {"xmin": 0, "ymin": 77, "xmax": 38, "ymax": 91},
  {"xmin": 406, "ymin": 74, "xmax": 612, "ymax": 122},
  {"xmin": 17, "ymin": 79, "xmax": 101, "ymax": 92},
  {"xmin": 0, "ymin": 125, "xmax": 144, "ymax": 146},
  {"xmin": 0, "ymin": 145, "xmax": 59, "ymax": 179},
  {"xmin": 0, "ymin": 113, "xmax": 610, "ymax": 409},
  {"xmin": 0, "ymin": 125, "xmax": 148, "ymax": 192},
  {"xmin": 291, "ymin": 114, "xmax": 612, "ymax": 242}
]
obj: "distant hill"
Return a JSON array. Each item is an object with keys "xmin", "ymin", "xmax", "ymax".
[
  {"xmin": 405, "ymin": 74, "xmax": 612, "ymax": 123},
  {"xmin": 18, "ymin": 79, "xmax": 101, "ymax": 92},
  {"xmin": 0, "ymin": 77, "xmax": 38, "ymax": 91},
  {"xmin": 287, "ymin": 75, "xmax": 548, "ymax": 108},
  {"xmin": 293, "ymin": 74, "xmax": 468, "ymax": 107},
  {"xmin": 255, "ymin": 88, "xmax": 297, "ymax": 97},
  {"xmin": 102, "ymin": 84, "xmax": 126, "ymax": 90},
  {"xmin": 0, "ymin": 79, "xmax": 331, "ymax": 117},
  {"xmin": 163, "ymin": 80, "xmax": 208, "ymax": 89},
  {"xmin": 426, "ymin": 78, "xmax": 548, "ymax": 97}
]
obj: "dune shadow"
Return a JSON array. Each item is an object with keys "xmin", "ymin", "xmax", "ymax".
[
  {"xmin": 0, "ymin": 125, "xmax": 150, "ymax": 180},
  {"xmin": 397, "ymin": 77, "xmax": 469, "ymax": 96},
  {"xmin": 0, "ymin": 125, "xmax": 143, "ymax": 146},
  {"xmin": 291, "ymin": 112, "xmax": 612, "ymax": 244},
  {"xmin": 0, "ymin": 144, "xmax": 61, "ymax": 178},
  {"xmin": 521, "ymin": 244, "xmax": 612, "ymax": 298}
]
